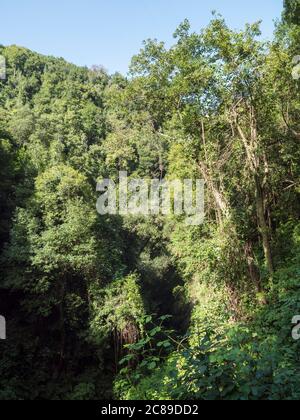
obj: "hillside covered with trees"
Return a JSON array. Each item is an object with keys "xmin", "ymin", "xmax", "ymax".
[{"xmin": 0, "ymin": 0, "xmax": 300, "ymax": 400}]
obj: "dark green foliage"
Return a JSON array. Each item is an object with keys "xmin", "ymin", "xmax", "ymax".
[
  {"xmin": 1, "ymin": 2, "xmax": 300, "ymax": 400},
  {"xmin": 284, "ymin": 0, "xmax": 300, "ymax": 24}
]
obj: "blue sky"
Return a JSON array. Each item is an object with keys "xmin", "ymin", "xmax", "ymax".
[{"xmin": 1, "ymin": 0, "xmax": 283, "ymax": 74}]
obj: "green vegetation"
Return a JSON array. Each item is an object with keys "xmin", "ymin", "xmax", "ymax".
[{"xmin": 0, "ymin": 0, "xmax": 300, "ymax": 400}]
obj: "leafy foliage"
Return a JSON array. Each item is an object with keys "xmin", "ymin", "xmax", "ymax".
[{"xmin": 1, "ymin": 2, "xmax": 300, "ymax": 400}]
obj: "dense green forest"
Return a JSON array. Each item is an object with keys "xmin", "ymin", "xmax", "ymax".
[{"xmin": 0, "ymin": 0, "xmax": 300, "ymax": 400}]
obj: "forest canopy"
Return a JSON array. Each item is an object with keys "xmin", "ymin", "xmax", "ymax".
[{"xmin": 0, "ymin": 0, "xmax": 300, "ymax": 400}]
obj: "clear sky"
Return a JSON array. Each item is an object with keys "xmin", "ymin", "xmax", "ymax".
[{"xmin": 0, "ymin": 0, "xmax": 284, "ymax": 75}]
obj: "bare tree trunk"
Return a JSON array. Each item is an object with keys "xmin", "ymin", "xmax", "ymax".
[
  {"xmin": 199, "ymin": 121, "xmax": 230, "ymax": 224},
  {"xmin": 255, "ymin": 176, "xmax": 274, "ymax": 274},
  {"xmin": 233, "ymin": 104, "xmax": 274, "ymax": 275},
  {"xmin": 244, "ymin": 240, "xmax": 262, "ymax": 292}
]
